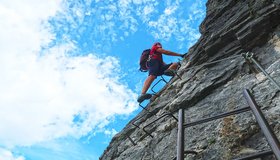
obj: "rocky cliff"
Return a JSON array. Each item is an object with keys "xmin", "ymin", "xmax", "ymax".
[{"xmin": 100, "ymin": 0, "xmax": 280, "ymax": 160}]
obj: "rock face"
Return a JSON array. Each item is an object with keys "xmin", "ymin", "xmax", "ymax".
[{"xmin": 100, "ymin": 1, "xmax": 280, "ymax": 160}]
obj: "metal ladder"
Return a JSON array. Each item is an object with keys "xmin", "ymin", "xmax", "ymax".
[{"xmin": 176, "ymin": 89, "xmax": 280, "ymax": 160}]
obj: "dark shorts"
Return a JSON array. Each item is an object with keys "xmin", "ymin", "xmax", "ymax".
[{"xmin": 147, "ymin": 59, "xmax": 172, "ymax": 76}]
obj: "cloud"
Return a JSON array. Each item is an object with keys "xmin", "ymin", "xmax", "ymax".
[
  {"xmin": 0, "ymin": 0, "xmax": 58, "ymax": 55},
  {"xmin": 0, "ymin": 148, "xmax": 25, "ymax": 160},
  {"xmin": 0, "ymin": 0, "xmax": 137, "ymax": 149},
  {"xmin": 164, "ymin": 5, "xmax": 178, "ymax": 15},
  {"xmin": 104, "ymin": 129, "xmax": 118, "ymax": 138},
  {"xmin": 145, "ymin": 1, "xmax": 205, "ymax": 46},
  {"xmin": 48, "ymin": 0, "xmax": 205, "ymax": 53},
  {"xmin": 0, "ymin": 46, "xmax": 138, "ymax": 147}
]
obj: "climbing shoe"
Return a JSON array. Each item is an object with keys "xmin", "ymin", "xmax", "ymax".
[
  {"xmin": 137, "ymin": 93, "xmax": 152, "ymax": 103},
  {"xmin": 164, "ymin": 69, "xmax": 176, "ymax": 76}
]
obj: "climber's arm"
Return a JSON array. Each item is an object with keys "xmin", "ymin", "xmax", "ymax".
[{"xmin": 156, "ymin": 48, "xmax": 182, "ymax": 57}]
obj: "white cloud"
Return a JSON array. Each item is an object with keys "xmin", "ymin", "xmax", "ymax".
[
  {"xmin": 190, "ymin": 1, "xmax": 205, "ymax": 16},
  {"xmin": 132, "ymin": 0, "xmax": 143, "ymax": 5},
  {"xmin": 104, "ymin": 129, "xmax": 118, "ymax": 137},
  {"xmin": 0, "ymin": 148, "xmax": 25, "ymax": 160},
  {"xmin": 164, "ymin": 6, "xmax": 178, "ymax": 15},
  {"xmin": 53, "ymin": 0, "xmax": 204, "ymax": 52},
  {"xmin": 0, "ymin": 0, "xmax": 137, "ymax": 148},
  {"xmin": 145, "ymin": 1, "xmax": 206, "ymax": 51},
  {"xmin": 119, "ymin": 0, "xmax": 132, "ymax": 7},
  {"xmin": 143, "ymin": 6, "xmax": 154, "ymax": 15},
  {"xmin": 54, "ymin": 0, "xmax": 205, "ymax": 53},
  {"xmin": 0, "ymin": 0, "xmax": 57, "ymax": 55},
  {"xmin": 0, "ymin": 46, "xmax": 137, "ymax": 146}
]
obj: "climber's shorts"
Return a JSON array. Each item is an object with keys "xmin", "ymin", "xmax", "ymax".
[{"xmin": 147, "ymin": 59, "xmax": 172, "ymax": 77}]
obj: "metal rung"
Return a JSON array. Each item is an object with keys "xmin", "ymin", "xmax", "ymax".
[
  {"xmin": 142, "ymin": 112, "xmax": 178, "ymax": 138},
  {"xmin": 243, "ymin": 89, "xmax": 280, "ymax": 159},
  {"xmin": 139, "ymin": 103, "xmax": 151, "ymax": 112},
  {"xmin": 184, "ymin": 107, "xmax": 251, "ymax": 128},
  {"xmin": 131, "ymin": 104, "xmax": 152, "ymax": 129},
  {"xmin": 173, "ymin": 150, "xmax": 198, "ymax": 160},
  {"xmin": 151, "ymin": 76, "xmax": 168, "ymax": 94},
  {"xmin": 126, "ymin": 135, "xmax": 137, "ymax": 146},
  {"xmin": 233, "ymin": 150, "xmax": 273, "ymax": 160}
]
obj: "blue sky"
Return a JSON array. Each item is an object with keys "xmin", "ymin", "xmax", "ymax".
[{"xmin": 0, "ymin": 0, "xmax": 206, "ymax": 159}]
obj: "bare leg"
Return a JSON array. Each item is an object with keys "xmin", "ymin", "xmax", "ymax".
[
  {"xmin": 141, "ymin": 75, "xmax": 156, "ymax": 94},
  {"xmin": 163, "ymin": 62, "xmax": 179, "ymax": 77},
  {"xmin": 168, "ymin": 62, "xmax": 178, "ymax": 70}
]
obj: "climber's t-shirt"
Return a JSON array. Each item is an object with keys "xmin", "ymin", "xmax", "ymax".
[
  {"xmin": 150, "ymin": 42, "xmax": 163, "ymax": 63},
  {"xmin": 147, "ymin": 42, "xmax": 172, "ymax": 76}
]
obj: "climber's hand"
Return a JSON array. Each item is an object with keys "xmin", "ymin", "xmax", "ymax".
[{"xmin": 180, "ymin": 53, "xmax": 187, "ymax": 58}]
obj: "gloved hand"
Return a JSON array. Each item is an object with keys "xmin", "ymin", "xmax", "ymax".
[{"xmin": 180, "ymin": 53, "xmax": 188, "ymax": 58}]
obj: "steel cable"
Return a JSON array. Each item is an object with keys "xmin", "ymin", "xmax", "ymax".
[{"xmin": 182, "ymin": 54, "xmax": 242, "ymax": 72}]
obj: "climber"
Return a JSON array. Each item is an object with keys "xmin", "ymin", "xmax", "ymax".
[{"xmin": 137, "ymin": 42, "xmax": 185, "ymax": 103}]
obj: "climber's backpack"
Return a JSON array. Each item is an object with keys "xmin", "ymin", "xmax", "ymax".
[{"xmin": 139, "ymin": 49, "xmax": 151, "ymax": 72}]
